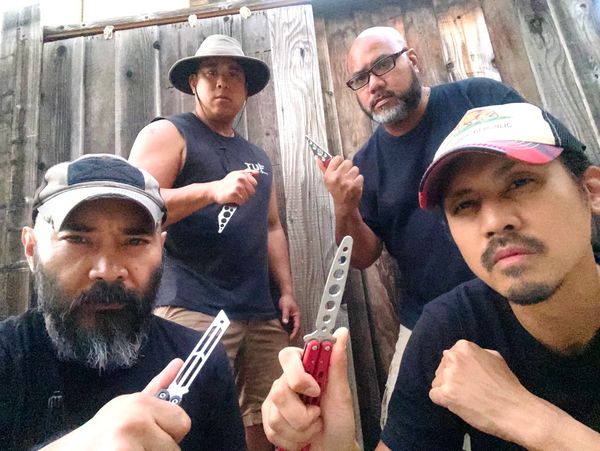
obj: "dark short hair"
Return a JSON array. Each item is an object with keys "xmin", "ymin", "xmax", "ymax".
[{"xmin": 558, "ymin": 145, "xmax": 592, "ymax": 181}]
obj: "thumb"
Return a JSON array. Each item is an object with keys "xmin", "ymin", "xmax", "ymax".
[
  {"xmin": 143, "ymin": 358, "xmax": 184, "ymax": 396},
  {"xmin": 315, "ymin": 156, "xmax": 327, "ymax": 174},
  {"xmin": 328, "ymin": 328, "xmax": 349, "ymax": 385}
]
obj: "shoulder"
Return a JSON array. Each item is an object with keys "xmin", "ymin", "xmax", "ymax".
[
  {"xmin": 448, "ymin": 77, "xmax": 525, "ymax": 104},
  {"xmin": 0, "ymin": 310, "xmax": 46, "ymax": 362}
]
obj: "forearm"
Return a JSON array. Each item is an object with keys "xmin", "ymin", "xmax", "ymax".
[
  {"xmin": 161, "ymin": 183, "xmax": 218, "ymax": 226},
  {"xmin": 516, "ymin": 397, "xmax": 600, "ymax": 451},
  {"xmin": 334, "ymin": 206, "xmax": 382, "ymax": 269},
  {"xmin": 267, "ymin": 225, "xmax": 294, "ymax": 295}
]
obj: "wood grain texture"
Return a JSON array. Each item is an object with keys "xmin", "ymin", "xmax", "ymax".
[
  {"xmin": 0, "ymin": 5, "xmax": 42, "ymax": 317},
  {"xmin": 433, "ymin": 0, "xmax": 501, "ymax": 81},
  {"xmin": 403, "ymin": 0, "xmax": 450, "ymax": 86},
  {"xmin": 267, "ymin": 5, "xmax": 336, "ymax": 337},
  {"xmin": 480, "ymin": 0, "xmax": 542, "ymax": 104},
  {"xmin": 513, "ymin": 0, "xmax": 600, "ymax": 162},
  {"xmin": 114, "ymin": 26, "xmax": 159, "ymax": 157},
  {"xmin": 547, "ymin": 0, "xmax": 600, "ymax": 155},
  {"xmin": 83, "ymin": 34, "xmax": 117, "ymax": 155}
]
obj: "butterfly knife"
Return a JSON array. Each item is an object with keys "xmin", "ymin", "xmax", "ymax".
[
  {"xmin": 301, "ymin": 235, "xmax": 352, "ymax": 406},
  {"xmin": 156, "ymin": 310, "xmax": 230, "ymax": 404},
  {"xmin": 217, "ymin": 204, "xmax": 237, "ymax": 234},
  {"xmin": 277, "ymin": 236, "xmax": 353, "ymax": 451},
  {"xmin": 305, "ymin": 135, "xmax": 333, "ymax": 168}
]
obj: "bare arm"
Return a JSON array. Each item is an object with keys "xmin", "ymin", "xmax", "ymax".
[
  {"xmin": 429, "ymin": 340, "xmax": 600, "ymax": 450},
  {"xmin": 129, "ymin": 120, "xmax": 258, "ymax": 226},
  {"xmin": 267, "ymin": 188, "xmax": 300, "ymax": 340},
  {"xmin": 317, "ymin": 157, "xmax": 382, "ymax": 269}
]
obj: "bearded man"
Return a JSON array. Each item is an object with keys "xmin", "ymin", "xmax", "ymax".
[
  {"xmin": 0, "ymin": 154, "xmax": 244, "ymax": 450},
  {"xmin": 319, "ymin": 26, "xmax": 525, "ymax": 424}
]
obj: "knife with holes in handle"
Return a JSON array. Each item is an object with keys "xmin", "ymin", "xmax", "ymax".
[
  {"xmin": 277, "ymin": 236, "xmax": 353, "ymax": 451},
  {"xmin": 305, "ymin": 135, "xmax": 333, "ymax": 168},
  {"xmin": 156, "ymin": 310, "xmax": 229, "ymax": 404}
]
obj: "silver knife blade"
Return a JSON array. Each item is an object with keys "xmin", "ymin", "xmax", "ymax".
[{"xmin": 304, "ymin": 235, "xmax": 353, "ymax": 342}]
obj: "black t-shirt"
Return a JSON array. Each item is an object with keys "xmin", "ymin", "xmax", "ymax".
[
  {"xmin": 381, "ymin": 278, "xmax": 600, "ymax": 450},
  {"xmin": 0, "ymin": 310, "xmax": 245, "ymax": 450},
  {"xmin": 155, "ymin": 113, "xmax": 277, "ymax": 320},
  {"xmin": 354, "ymin": 77, "xmax": 525, "ymax": 328}
]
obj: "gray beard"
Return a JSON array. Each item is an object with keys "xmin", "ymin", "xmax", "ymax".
[
  {"xmin": 361, "ymin": 65, "xmax": 422, "ymax": 125},
  {"xmin": 35, "ymin": 260, "xmax": 161, "ymax": 372}
]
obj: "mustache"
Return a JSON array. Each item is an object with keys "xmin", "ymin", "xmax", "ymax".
[
  {"xmin": 369, "ymin": 90, "xmax": 396, "ymax": 110},
  {"xmin": 480, "ymin": 232, "xmax": 546, "ymax": 272},
  {"xmin": 68, "ymin": 280, "xmax": 141, "ymax": 311}
]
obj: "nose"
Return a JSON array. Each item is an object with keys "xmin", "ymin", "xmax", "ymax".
[
  {"xmin": 88, "ymin": 253, "xmax": 128, "ymax": 283},
  {"xmin": 480, "ymin": 200, "xmax": 521, "ymax": 239},
  {"xmin": 215, "ymin": 72, "xmax": 229, "ymax": 88},
  {"xmin": 368, "ymin": 71, "xmax": 386, "ymax": 92}
]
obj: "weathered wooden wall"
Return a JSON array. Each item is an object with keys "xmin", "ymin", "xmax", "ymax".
[{"xmin": 1, "ymin": 1, "xmax": 599, "ymax": 449}]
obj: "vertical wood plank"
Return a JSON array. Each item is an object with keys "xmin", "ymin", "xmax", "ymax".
[
  {"xmin": 480, "ymin": 0, "xmax": 542, "ymax": 104},
  {"xmin": 547, "ymin": 0, "xmax": 600, "ymax": 153},
  {"xmin": 433, "ymin": 0, "xmax": 501, "ymax": 81},
  {"xmin": 83, "ymin": 33, "xmax": 116, "ymax": 154},
  {"xmin": 0, "ymin": 5, "xmax": 42, "ymax": 318},
  {"xmin": 39, "ymin": 39, "xmax": 76, "ymax": 166},
  {"xmin": 512, "ymin": 0, "xmax": 600, "ymax": 162},
  {"xmin": 114, "ymin": 26, "xmax": 159, "ymax": 157},
  {"xmin": 403, "ymin": 0, "xmax": 450, "ymax": 86}
]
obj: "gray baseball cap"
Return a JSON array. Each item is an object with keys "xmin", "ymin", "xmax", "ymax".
[{"xmin": 33, "ymin": 154, "xmax": 166, "ymax": 231}]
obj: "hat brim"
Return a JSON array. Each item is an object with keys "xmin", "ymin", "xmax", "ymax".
[
  {"xmin": 169, "ymin": 55, "xmax": 270, "ymax": 97},
  {"xmin": 418, "ymin": 140, "xmax": 563, "ymax": 209},
  {"xmin": 36, "ymin": 185, "xmax": 166, "ymax": 231}
]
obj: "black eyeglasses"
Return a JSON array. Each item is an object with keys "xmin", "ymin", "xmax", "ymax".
[{"xmin": 346, "ymin": 48, "xmax": 409, "ymax": 91}]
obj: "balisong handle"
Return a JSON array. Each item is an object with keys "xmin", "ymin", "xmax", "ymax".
[{"xmin": 156, "ymin": 310, "xmax": 229, "ymax": 404}]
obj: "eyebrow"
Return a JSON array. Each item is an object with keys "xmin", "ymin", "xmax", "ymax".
[
  {"xmin": 60, "ymin": 222, "xmax": 154, "ymax": 235},
  {"xmin": 444, "ymin": 159, "xmax": 519, "ymax": 204}
]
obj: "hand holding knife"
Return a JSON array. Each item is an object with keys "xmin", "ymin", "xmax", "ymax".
[
  {"xmin": 157, "ymin": 310, "xmax": 230, "ymax": 404},
  {"xmin": 278, "ymin": 236, "xmax": 353, "ymax": 451}
]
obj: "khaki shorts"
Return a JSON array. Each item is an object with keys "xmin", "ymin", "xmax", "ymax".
[{"xmin": 154, "ymin": 306, "xmax": 289, "ymax": 427}]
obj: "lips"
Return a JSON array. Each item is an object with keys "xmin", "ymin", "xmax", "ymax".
[
  {"xmin": 371, "ymin": 94, "xmax": 391, "ymax": 110},
  {"xmin": 492, "ymin": 246, "xmax": 535, "ymax": 266}
]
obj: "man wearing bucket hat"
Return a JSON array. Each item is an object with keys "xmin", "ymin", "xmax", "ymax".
[
  {"xmin": 0, "ymin": 154, "xmax": 244, "ymax": 450},
  {"xmin": 129, "ymin": 34, "xmax": 299, "ymax": 450},
  {"xmin": 262, "ymin": 103, "xmax": 600, "ymax": 449}
]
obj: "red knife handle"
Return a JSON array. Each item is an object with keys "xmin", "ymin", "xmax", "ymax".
[
  {"xmin": 300, "ymin": 339, "xmax": 333, "ymax": 406},
  {"xmin": 276, "ymin": 340, "xmax": 333, "ymax": 451}
]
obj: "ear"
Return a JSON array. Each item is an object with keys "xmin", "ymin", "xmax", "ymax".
[
  {"xmin": 406, "ymin": 48, "xmax": 420, "ymax": 72},
  {"xmin": 21, "ymin": 226, "xmax": 37, "ymax": 271},
  {"xmin": 160, "ymin": 231, "xmax": 167, "ymax": 247},
  {"xmin": 188, "ymin": 73, "xmax": 197, "ymax": 94},
  {"xmin": 582, "ymin": 166, "xmax": 600, "ymax": 214}
]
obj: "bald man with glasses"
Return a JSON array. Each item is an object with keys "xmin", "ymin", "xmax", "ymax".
[{"xmin": 316, "ymin": 26, "xmax": 526, "ymax": 425}]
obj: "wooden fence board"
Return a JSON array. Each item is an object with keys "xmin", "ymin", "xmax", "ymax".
[
  {"xmin": 403, "ymin": 0, "xmax": 450, "ymax": 86},
  {"xmin": 433, "ymin": 0, "xmax": 500, "ymax": 81},
  {"xmin": 513, "ymin": 0, "xmax": 599, "ymax": 162},
  {"xmin": 114, "ymin": 26, "xmax": 159, "ymax": 157},
  {"xmin": 547, "ymin": 0, "xmax": 600, "ymax": 152},
  {"xmin": 0, "ymin": 5, "xmax": 41, "ymax": 316},
  {"xmin": 480, "ymin": 0, "xmax": 542, "ymax": 105},
  {"xmin": 267, "ymin": 4, "xmax": 335, "ymax": 336},
  {"xmin": 83, "ymin": 34, "xmax": 117, "ymax": 155}
]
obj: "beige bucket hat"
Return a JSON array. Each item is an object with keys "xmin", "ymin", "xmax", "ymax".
[{"xmin": 169, "ymin": 34, "xmax": 270, "ymax": 96}]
